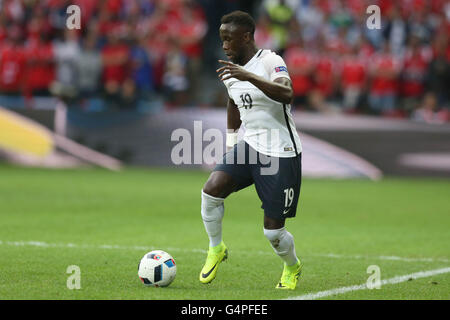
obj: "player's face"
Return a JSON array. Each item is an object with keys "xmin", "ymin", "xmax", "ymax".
[{"xmin": 219, "ymin": 23, "xmax": 245, "ymax": 65}]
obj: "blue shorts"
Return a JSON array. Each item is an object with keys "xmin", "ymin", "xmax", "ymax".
[{"xmin": 213, "ymin": 141, "xmax": 302, "ymax": 220}]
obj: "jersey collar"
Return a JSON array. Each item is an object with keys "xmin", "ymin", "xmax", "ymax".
[{"xmin": 243, "ymin": 49, "xmax": 263, "ymax": 68}]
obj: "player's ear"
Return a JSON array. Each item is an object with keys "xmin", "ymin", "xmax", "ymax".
[{"xmin": 243, "ymin": 31, "xmax": 251, "ymax": 43}]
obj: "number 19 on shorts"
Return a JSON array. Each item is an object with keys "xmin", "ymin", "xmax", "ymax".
[{"xmin": 284, "ymin": 188, "xmax": 294, "ymax": 208}]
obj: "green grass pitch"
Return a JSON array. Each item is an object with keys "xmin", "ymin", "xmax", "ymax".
[{"xmin": 0, "ymin": 165, "xmax": 449, "ymax": 300}]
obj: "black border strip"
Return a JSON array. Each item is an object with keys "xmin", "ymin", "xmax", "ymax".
[{"xmin": 283, "ymin": 104, "xmax": 298, "ymax": 155}]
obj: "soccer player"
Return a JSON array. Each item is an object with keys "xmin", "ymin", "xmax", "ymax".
[{"xmin": 199, "ymin": 11, "xmax": 303, "ymax": 290}]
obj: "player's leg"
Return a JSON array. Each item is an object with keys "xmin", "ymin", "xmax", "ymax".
[
  {"xmin": 201, "ymin": 171, "xmax": 237, "ymax": 248},
  {"xmin": 200, "ymin": 141, "xmax": 254, "ymax": 284},
  {"xmin": 263, "ymin": 216, "xmax": 298, "ymax": 266},
  {"xmin": 199, "ymin": 171, "xmax": 237, "ymax": 284},
  {"xmin": 254, "ymin": 153, "xmax": 303, "ymax": 289},
  {"xmin": 263, "ymin": 216, "xmax": 302, "ymax": 289}
]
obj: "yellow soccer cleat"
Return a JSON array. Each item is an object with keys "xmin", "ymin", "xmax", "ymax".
[
  {"xmin": 199, "ymin": 242, "xmax": 228, "ymax": 284},
  {"xmin": 275, "ymin": 259, "xmax": 303, "ymax": 290}
]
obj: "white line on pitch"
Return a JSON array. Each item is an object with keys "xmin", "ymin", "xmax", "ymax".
[
  {"xmin": 309, "ymin": 252, "xmax": 450, "ymax": 263},
  {"xmin": 286, "ymin": 267, "xmax": 450, "ymax": 300},
  {"xmin": 0, "ymin": 240, "xmax": 207, "ymax": 254},
  {"xmin": 0, "ymin": 240, "xmax": 448, "ymax": 263}
]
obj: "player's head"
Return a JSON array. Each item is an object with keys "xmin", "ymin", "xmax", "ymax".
[{"xmin": 219, "ymin": 11, "xmax": 255, "ymax": 65}]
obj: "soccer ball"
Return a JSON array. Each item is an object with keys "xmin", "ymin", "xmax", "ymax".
[{"xmin": 138, "ymin": 250, "xmax": 177, "ymax": 287}]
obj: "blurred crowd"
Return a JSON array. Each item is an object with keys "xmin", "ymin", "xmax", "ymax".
[
  {"xmin": 0, "ymin": 0, "xmax": 449, "ymax": 123},
  {"xmin": 0, "ymin": 0, "xmax": 209, "ymax": 109},
  {"xmin": 258, "ymin": 0, "xmax": 450, "ymax": 123}
]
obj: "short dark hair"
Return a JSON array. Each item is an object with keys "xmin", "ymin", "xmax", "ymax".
[{"xmin": 221, "ymin": 10, "xmax": 255, "ymax": 36}]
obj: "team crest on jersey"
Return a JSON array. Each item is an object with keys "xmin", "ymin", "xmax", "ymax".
[{"xmin": 275, "ymin": 66, "xmax": 287, "ymax": 72}]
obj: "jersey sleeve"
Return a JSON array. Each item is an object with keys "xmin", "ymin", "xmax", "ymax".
[{"xmin": 263, "ymin": 53, "xmax": 291, "ymax": 82}]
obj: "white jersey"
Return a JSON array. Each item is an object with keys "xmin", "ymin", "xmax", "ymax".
[{"xmin": 223, "ymin": 49, "xmax": 302, "ymax": 158}]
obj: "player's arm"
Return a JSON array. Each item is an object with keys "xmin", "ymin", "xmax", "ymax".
[
  {"xmin": 227, "ymin": 98, "xmax": 241, "ymax": 132},
  {"xmin": 217, "ymin": 60, "xmax": 293, "ymax": 104},
  {"xmin": 226, "ymin": 98, "xmax": 241, "ymax": 150}
]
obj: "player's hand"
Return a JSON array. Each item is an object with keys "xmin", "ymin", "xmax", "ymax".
[{"xmin": 217, "ymin": 60, "xmax": 253, "ymax": 82}]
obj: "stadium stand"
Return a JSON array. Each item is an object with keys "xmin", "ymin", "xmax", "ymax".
[{"xmin": 0, "ymin": 0, "xmax": 448, "ymax": 121}]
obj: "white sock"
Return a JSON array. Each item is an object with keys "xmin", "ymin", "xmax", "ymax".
[
  {"xmin": 201, "ymin": 190, "xmax": 225, "ymax": 247},
  {"xmin": 263, "ymin": 227, "xmax": 299, "ymax": 266}
]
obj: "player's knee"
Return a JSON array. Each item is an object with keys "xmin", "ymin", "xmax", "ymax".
[
  {"xmin": 203, "ymin": 172, "xmax": 234, "ymax": 198},
  {"xmin": 202, "ymin": 180, "xmax": 222, "ymax": 198},
  {"xmin": 264, "ymin": 216, "xmax": 285, "ymax": 229}
]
